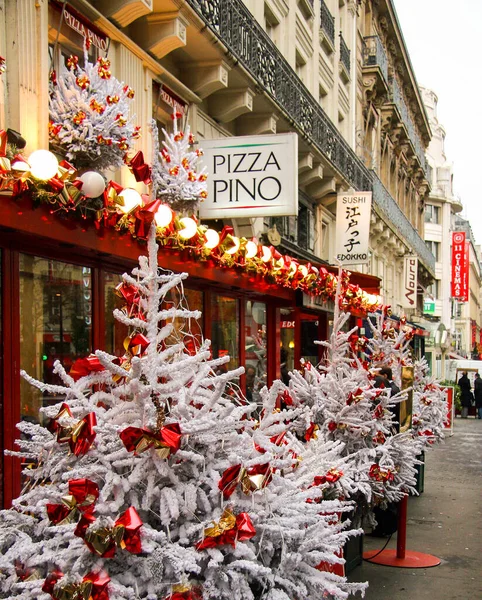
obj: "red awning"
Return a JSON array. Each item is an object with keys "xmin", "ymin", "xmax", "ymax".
[{"xmin": 324, "ymin": 265, "xmax": 381, "ymax": 295}]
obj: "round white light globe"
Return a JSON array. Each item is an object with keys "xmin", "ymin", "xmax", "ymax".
[
  {"xmin": 29, "ymin": 150, "xmax": 59, "ymax": 181},
  {"xmin": 79, "ymin": 171, "xmax": 106, "ymax": 198},
  {"xmin": 118, "ymin": 188, "xmax": 142, "ymax": 213},
  {"xmin": 245, "ymin": 240, "xmax": 258, "ymax": 259},
  {"xmin": 178, "ymin": 217, "xmax": 198, "ymax": 240},
  {"xmin": 204, "ymin": 228, "xmax": 220, "ymax": 249},
  {"xmin": 154, "ymin": 204, "xmax": 173, "ymax": 228}
]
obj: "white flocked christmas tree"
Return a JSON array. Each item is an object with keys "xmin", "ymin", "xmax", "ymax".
[{"xmin": 0, "ymin": 221, "xmax": 369, "ymax": 599}]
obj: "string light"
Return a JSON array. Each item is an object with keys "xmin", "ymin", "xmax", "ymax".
[
  {"xmin": 226, "ymin": 236, "xmax": 240, "ymax": 255},
  {"xmin": 245, "ymin": 240, "xmax": 258, "ymax": 259},
  {"xmin": 178, "ymin": 217, "xmax": 198, "ymax": 240},
  {"xmin": 154, "ymin": 204, "xmax": 173, "ymax": 228},
  {"xmin": 204, "ymin": 229, "xmax": 220, "ymax": 249},
  {"xmin": 118, "ymin": 188, "xmax": 142, "ymax": 213},
  {"xmin": 261, "ymin": 246, "xmax": 272, "ymax": 263},
  {"xmin": 28, "ymin": 150, "xmax": 59, "ymax": 180}
]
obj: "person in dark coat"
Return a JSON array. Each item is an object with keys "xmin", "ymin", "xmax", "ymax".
[
  {"xmin": 458, "ymin": 371, "xmax": 472, "ymax": 418},
  {"xmin": 474, "ymin": 372, "xmax": 482, "ymax": 419}
]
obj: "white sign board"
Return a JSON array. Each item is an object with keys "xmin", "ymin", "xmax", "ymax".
[
  {"xmin": 199, "ymin": 133, "xmax": 298, "ymax": 219},
  {"xmin": 335, "ymin": 192, "xmax": 372, "ymax": 265},
  {"xmin": 402, "ymin": 256, "xmax": 418, "ymax": 308}
]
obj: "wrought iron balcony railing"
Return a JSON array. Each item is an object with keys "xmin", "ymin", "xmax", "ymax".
[
  {"xmin": 389, "ymin": 77, "xmax": 427, "ymax": 173},
  {"xmin": 362, "ymin": 35, "xmax": 388, "ymax": 84},
  {"xmin": 186, "ymin": 0, "xmax": 370, "ymax": 191},
  {"xmin": 372, "ymin": 175, "xmax": 435, "ymax": 274},
  {"xmin": 185, "ymin": 0, "xmax": 433, "ymax": 273},
  {"xmin": 339, "ymin": 32, "xmax": 350, "ymax": 75},
  {"xmin": 320, "ymin": 0, "xmax": 335, "ymax": 46}
]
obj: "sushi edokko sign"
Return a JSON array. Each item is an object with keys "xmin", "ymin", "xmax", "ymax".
[{"xmin": 199, "ymin": 133, "xmax": 298, "ymax": 219}]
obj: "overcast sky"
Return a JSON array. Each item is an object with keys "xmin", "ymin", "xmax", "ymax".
[{"xmin": 392, "ymin": 0, "xmax": 482, "ymax": 245}]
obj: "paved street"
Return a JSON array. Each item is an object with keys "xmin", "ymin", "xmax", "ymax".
[{"xmin": 349, "ymin": 417, "xmax": 482, "ymax": 599}]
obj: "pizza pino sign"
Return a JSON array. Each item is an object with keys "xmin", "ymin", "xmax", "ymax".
[
  {"xmin": 198, "ymin": 133, "xmax": 298, "ymax": 219},
  {"xmin": 451, "ymin": 231, "xmax": 469, "ymax": 301}
]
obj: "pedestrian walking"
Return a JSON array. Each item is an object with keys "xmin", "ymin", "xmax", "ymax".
[
  {"xmin": 458, "ymin": 371, "xmax": 472, "ymax": 419},
  {"xmin": 474, "ymin": 372, "xmax": 482, "ymax": 419}
]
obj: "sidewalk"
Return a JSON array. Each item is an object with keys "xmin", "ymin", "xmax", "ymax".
[{"xmin": 349, "ymin": 417, "xmax": 482, "ymax": 599}]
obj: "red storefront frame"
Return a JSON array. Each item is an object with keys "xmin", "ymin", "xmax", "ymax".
[{"xmin": 0, "ymin": 197, "xmax": 380, "ymax": 507}]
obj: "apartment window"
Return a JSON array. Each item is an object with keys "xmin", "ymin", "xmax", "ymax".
[
  {"xmin": 319, "ymin": 83, "xmax": 328, "ymax": 110},
  {"xmin": 298, "ymin": 202, "xmax": 315, "ymax": 253},
  {"xmin": 298, "ymin": 0, "xmax": 315, "ymax": 20},
  {"xmin": 426, "ymin": 280, "xmax": 440, "ymax": 299},
  {"xmin": 424, "ymin": 204, "xmax": 440, "ymax": 224},
  {"xmin": 425, "ymin": 240, "xmax": 440, "ymax": 261},
  {"xmin": 265, "ymin": 3, "xmax": 280, "ymax": 46},
  {"xmin": 295, "ymin": 50, "xmax": 307, "ymax": 83},
  {"xmin": 320, "ymin": 220, "xmax": 330, "ymax": 261}
]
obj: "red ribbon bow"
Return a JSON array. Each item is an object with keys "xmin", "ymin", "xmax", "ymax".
[
  {"xmin": 134, "ymin": 198, "xmax": 161, "ymax": 239},
  {"xmin": 196, "ymin": 509, "xmax": 256, "ymax": 550},
  {"xmin": 128, "ymin": 151, "xmax": 152, "ymax": 184},
  {"xmin": 70, "ymin": 355, "xmax": 105, "ymax": 381},
  {"xmin": 120, "ymin": 423, "xmax": 182, "ymax": 458},
  {"xmin": 313, "ymin": 468, "xmax": 343, "ymax": 486},
  {"xmin": 218, "ymin": 463, "xmax": 272, "ymax": 499},
  {"xmin": 369, "ymin": 464, "xmax": 395, "ymax": 482},
  {"xmin": 75, "ymin": 506, "xmax": 142, "ymax": 557},
  {"xmin": 55, "ymin": 411, "xmax": 97, "ymax": 456},
  {"xmin": 46, "ymin": 478, "xmax": 99, "ymax": 524},
  {"xmin": 43, "ymin": 570, "xmax": 110, "ymax": 600}
]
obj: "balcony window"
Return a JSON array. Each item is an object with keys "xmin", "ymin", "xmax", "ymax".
[
  {"xmin": 362, "ymin": 36, "xmax": 388, "ymax": 83},
  {"xmin": 265, "ymin": 3, "xmax": 280, "ymax": 47},
  {"xmin": 424, "ymin": 204, "xmax": 440, "ymax": 224},
  {"xmin": 295, "ymin": 50, "xmax": 307, "ymax": 83},
  {"xmin": 320, "ymin": 0, "xmax": 335, "ymax": 49},
  {"xmin": 298, "ymin": 202, "xmax": 315, "ymax": 253},
  {"xmin": 298, "ymin": 0, "xmax": 315, "ymax": 20},
  {"xmin": 339, "ymin": 32, "xmax": 350, "ymax": 75}
]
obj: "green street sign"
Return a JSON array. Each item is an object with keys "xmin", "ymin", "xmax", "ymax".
[{"xmin": 423, "ymin": 299, "xmax": 435, "ymax": 314}]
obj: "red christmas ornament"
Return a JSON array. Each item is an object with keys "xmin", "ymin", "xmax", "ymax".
[
  {"xmin": 76, "ymin": 74, "xmax": 90, "ymax": 89},
  {"xmin": 313, "ymin": 467, "xmax": 343, "ymax": 486},
  {"xmin": 66, "ymin": 55, "xmax": 79, "ymax": 70}
]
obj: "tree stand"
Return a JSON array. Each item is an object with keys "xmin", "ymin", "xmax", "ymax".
[{"xmin": 363, "ymin": 495, "xmax": 440, "ymax": 568}]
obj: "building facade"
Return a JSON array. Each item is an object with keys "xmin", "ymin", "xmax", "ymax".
[{"xmin": 0, "ymin": 0, "xmax": 437, "ymax": 504}]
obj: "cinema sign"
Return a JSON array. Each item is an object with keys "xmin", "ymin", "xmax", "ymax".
[{"xmin": 199, "ymin": 133, "xmax": 298, "ymax": 219}]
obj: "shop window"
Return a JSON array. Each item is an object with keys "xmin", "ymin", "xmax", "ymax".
[
  {"xmin": 48, "ymin": 2, "xmax": 105, "ymax": 72},
  {"xmin": 280, "ymin": 309, "xmax": 295, "ymax": 381},
  {"xmin": 163, "ymin": 286, "xmax": 204, "ymax": 353},
  {"xmin": 245, "ymin": 301, "xmax": 267, "ymax": 403},
  {"xmin": 211, "ymin": 295, "xmax": 239, "ymax": 373},
  {"xmin": 19, "ymin": 255, "xmax": 92, "ymax": 425},
  {"xmin": 104, "ymin": 272, "xmax": 124, "ymax": 357},
  {"xmin": 153, "ymin": 81, "xmax": 185, "ymax": 139}
]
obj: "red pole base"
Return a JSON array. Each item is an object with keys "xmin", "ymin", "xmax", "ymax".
[{"xmin": 363, "ymin": 549, "xmax": 441, "ymax": 568}]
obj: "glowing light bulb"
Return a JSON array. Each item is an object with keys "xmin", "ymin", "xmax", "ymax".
[
  {"xmin": 118, "ymin": 188, "xmax": 142, "ymax": 213},
  {"xmin": 204, "ymin": 228, "xmax": 220, "ymax": 249},
  {"xmin": 178, "ymin": 217, "xmax": 198, "ymax": 240},
  {"xmin": 245, "ymin": 240, "xmax": 258, "ymax": 259},
  {"xmin": 298, "ymin": 265, "xmax": 308, "ymax": 277},
  {"xmin": 154, "ymin": 204, "xmax": 173, "ymax": 227},
  {"xmin": 273, "ymin": 257, "xmax": 284, "ymax": 270},
  {"xmin": 28, "ymin": 150, "xmax": 59, "ymax": 180},
  {"xmin": 261, "ymin": 246, "xmax": 272, "ymax": 263},
  {"xmin": 289, "ymin": 262, "xmax": 298, "ymax": 275},
  {"xmin": 11, "ymin": 158, "xmax": 30, "ymax": 172},
  {"xmin": 226, "ymin": 236, "xmax": 240, "ymax": 255}
]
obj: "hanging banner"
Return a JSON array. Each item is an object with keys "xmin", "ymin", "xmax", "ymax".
[
  {"xmin": 335, "ymin": 192, "xmax": 372, "ymax": 265},
  {"xmin": 401, "ymin": 256, "xmax": 418, "ymax": 308},
  {"xmin": 451, "ymin": 231, "xmax": 469, "ymax": 301},
  {"xmin": 59, "ymin": 3, "xmax": 109, "ymax": 52},
  {"xmin": 199, "ymin": 133, "xmax": 298, "ymax": 219},
  {"xmin": 442, "ymin": 386, "xmax": 454, "ymax": 436}
]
